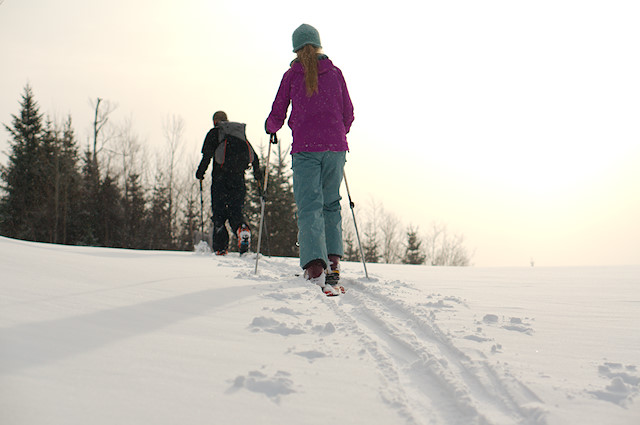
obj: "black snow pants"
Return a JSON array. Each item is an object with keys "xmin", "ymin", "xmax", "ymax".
[{"xmin": 211, "ymin": 172, "xmax": 248, "ymax": 252}]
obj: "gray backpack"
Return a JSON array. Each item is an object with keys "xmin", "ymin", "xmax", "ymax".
[{"xmin": 214, "ymin": 121, "xmax": 255, "ymax": 172}]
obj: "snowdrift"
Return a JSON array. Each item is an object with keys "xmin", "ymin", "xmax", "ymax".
[{"xmin": 1, "ymin": 236, "xmax": 638, "ymax": 425}]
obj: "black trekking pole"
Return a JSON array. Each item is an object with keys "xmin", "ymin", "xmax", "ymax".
[
  {"xmin": 199, "ymin": 179, "xmax": 205, "ymax": 236},
  {"xmin": 343, "ymin": 170, "xmax": 369, "ymax": 279},
  {"xmin": 254, "ymin": 133, "xmax": 278, "ymax": 274}
]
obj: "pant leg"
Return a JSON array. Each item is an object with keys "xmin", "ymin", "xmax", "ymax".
[
  {"xmin": 321, "ymin": 151, "xmax": 346, "ymax": 258},
  {"xmin": 292, "ymin": 152, "xmax": 327, "ymax": 269},
  {"xmin": 227, "ymin": 176, "xmax": 247, "ymax": 234},
  {"xmin": 211, "ymin": 181, "xmax": 230, "ymax": 251}
]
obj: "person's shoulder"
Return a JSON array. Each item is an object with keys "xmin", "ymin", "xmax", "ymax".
[
  {"xmin": 205, "ymin": 127, "xmax": 219, "ymax": 141},
  {"xmin": 319, "ymin": 57, "xmax": 342, "ymax": 73},
  {"xmin": 287, "ymin": 59, "xmax": 304, "ymax": 74}
]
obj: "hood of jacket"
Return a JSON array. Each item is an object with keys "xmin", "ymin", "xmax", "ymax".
[{"xmin": 289, "ymin": 55, "xmax": 331, "ymax": 74}]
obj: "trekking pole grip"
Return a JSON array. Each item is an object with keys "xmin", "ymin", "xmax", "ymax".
[{"xmin": 270, "ymin": 133, "xmax": 278, "ymax": 144}]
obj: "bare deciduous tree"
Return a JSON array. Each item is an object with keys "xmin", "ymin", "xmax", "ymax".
[
  {"xmin": 380, "ymin": 207, "xmax": 402, "ymax": 264},
  {"xmin": 161, "ymin": 114, "xmax": 186, "ymax": 243},
  {"xmin": 348, "ymin": 197, "xmax": 403, "ymax": 264},
  {"xmin": 342, "ymin": 195, "xmax": 473, "ymax": 266},
  {"xmin": 89, "ymin": 97, "xmax": 117, "ymax": 164},
  {"xmin": 424, "ymin": 222, "xmax": 473, "ymax": 266},
  {"xmin": 114, "ymin": 116, "xmax": 146, "ymax": 192}
]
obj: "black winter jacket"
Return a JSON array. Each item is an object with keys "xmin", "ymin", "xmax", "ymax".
[{"xmin": 196, "ymin": 126, "xmax": 262, "ymax": 182}]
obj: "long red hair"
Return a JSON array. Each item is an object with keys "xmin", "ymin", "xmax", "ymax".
[{"xmin": 296, "ymin": 45, "xmax": 320, "ymax": 97}]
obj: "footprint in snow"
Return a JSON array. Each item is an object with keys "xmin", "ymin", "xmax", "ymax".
[
  {"xmin": 463, "ymin": 334, "xmax": 492, "ymax": 343},
  {"xmin": 227, "ymin": 370, "xmax": 295, "ymax": 403},
  {"xmin": 480, "ymin": 314, "xmax": 535, "ymax": 335},
  {"xmin": 250, "ymin": 316, "xmax": 336, "ymax": 337},
  {"xmin": 294, "ymin": 350, "xmax": 327, "ymax": 362},
  {"xmin": 263, "ymin": 291, "xmax": 303, "ymax": 301},
  {"xmin": 249, "ymin": 316, "xmax": 305, "ymax": 336},
  {"xmin": 588, "ymin": 362, "xmax": 640, "ymax": 406},
  {"xmin": 272, "ymin": 306, "xmax": 302, "ymax": 316}
]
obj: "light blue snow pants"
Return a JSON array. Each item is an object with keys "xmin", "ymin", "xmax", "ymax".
[{"xmin": 292, "ymin": 151, "xmax": 346, "ymax": 270}]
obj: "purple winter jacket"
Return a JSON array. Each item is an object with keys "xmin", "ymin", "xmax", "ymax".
[{"xmin": 266, "ymin": 57, "xmax": 354, "ymax": 154}]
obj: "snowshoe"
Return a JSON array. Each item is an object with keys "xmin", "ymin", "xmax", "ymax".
[
  {"xmin": 237, "ymin": 224, "xmax": 251, "ymax": 254},
  {"xmin": 325, "ymin": 273, "xmax": 344, "ymax": 295},
  {"xmin": 325, "ymin": 269, "xmax": 340, "ymax": 285},
  {"xmin": 326, "ymin": 256, "xmax": 344, "ymax": 294},
  {"xmin": 214, "ymin": 249, "xmax": 228, "ymax": 256},
  {"xmin": 332, "ymin": 284, "xmax": 346, "ymax": 294},
  {"xmin": 303, "ymin": 261, "xmax": 338, "ymax": 297},
  {"xmin": 321, "ymin": 284, "xmax": 340, "ymax": 297}
]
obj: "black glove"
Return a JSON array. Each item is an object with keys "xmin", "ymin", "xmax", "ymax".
[
  {"xmin": 270, "ymin": 132, "xmax": 278, "ymax": 144},
  {"xmin": 195, "ymin": 169, "xmax": 205, "ymax": 180},
  {"xmin": 255, "ymin": 172, "xmax": 265, "ymax": 198},
  {"xmin": 254, "ymin": 166, "xmax": 264, "ymax": 182}
]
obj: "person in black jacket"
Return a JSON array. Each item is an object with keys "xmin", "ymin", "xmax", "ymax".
[{"xmin": 196, "ymin": 111, "xmax": 263, "ymax": 255}]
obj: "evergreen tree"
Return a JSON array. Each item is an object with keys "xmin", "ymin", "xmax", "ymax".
[
  {"xmin": 402, "ymin": 225, "xmax": 426, "ymax": 265},
  {"xmin": 77, "ymin": 150, "xmax": 101, "ymax": 245},
  {"xmin": 342, "ymin": 225, "xmax": 360, "ymax": 262},
  {"xmin": 0, "ymin": 85, "xmax": 45, "ymax": 240},
  {"xmin": 97, "ymin": 174, "xmax": 124, "ymax": 247},
  {"xmin": 263, "ymin": 144, "xmax": 298, "ymax": 257},
  {"xmin": 344, "ymin": 235, "xmax": 360, "ymax": 262},
  {"xmin": 246, "ymin": 143, "xmax": 298, "ymax": 257},
  {"xmin": 57, "ymin": 117, "xmax": 83, "ymax": 244},
  {"xmin": 122, "ymin": 173, "xmax": 148, "ymax": 248},
  {"xmin": 35, "ymin": 117, "xmax": 82, "ymax": 244},
  {"xmin": 0, "ymin": 86, "xmax": 82, "ymax": 244},
  {"xmin": 146, "ymin": 177, "xmax": 172, "ymax": 250},
  {"xmin": 35, "ymin": 118, "xmax": 62, "ymax": 242},
  {"xmin": 363, "ymin": 225, "xmax": 380, "ymax": 263},
  {"xmin": 177, "ymin": 184, "xmax": 201, "ymax": 251},
  {"xmin": 245, "ymin": 167, "xmax": 263, "ymax": 250}
]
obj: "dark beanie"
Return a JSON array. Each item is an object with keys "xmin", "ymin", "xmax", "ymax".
[{"xmin": 292, "ymin": 24, "xmax": 322, "ymax": 53}]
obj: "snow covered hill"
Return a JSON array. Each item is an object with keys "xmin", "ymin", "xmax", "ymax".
[{"xmin": 1, "ymin": 236, "xmax": 638, "ymax": 425}]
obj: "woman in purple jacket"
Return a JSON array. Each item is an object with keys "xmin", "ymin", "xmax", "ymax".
[{"xmin": 266, "ymin": 24, "xmax": 354, "ymax": 296}]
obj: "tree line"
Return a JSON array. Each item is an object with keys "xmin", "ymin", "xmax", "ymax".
[
  {"xmin": 0, "ymin": 85, "xmax": 472, "ymax": 266},
  {"xmin": 342, "ymin": 199, "xmax": 473, "ymax": 266}
]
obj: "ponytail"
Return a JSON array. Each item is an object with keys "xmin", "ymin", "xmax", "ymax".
[{"xmin": 296, "ymin": 45, "xmax": 320, "ymax": 97}]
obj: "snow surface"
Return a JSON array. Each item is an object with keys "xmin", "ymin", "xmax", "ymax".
[{"xmin": 1, "ymin": 236, "xmax": 638, "ymax": 425}]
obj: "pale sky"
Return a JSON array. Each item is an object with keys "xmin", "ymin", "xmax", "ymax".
[{"xmin": 1, "ymin": 0, "xmax": 639, "ymax": 267}]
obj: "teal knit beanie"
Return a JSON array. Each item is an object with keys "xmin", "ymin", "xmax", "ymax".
[{"xmin": 292, "ymin": 24, "xmax": 322, "ymax": 52}]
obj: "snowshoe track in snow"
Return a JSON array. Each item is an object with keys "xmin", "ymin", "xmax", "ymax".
[
  {"xmin": 325, "ymin": 278, "xmax": 546, "ymax": 425},
  {"xmin": 250, "ymin": 256, "xmax": 547, "ymax": 425}
]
